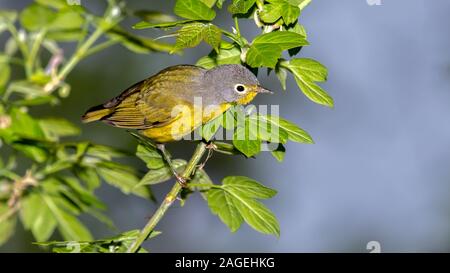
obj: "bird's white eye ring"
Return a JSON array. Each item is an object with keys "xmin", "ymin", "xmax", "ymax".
[{"xmin": 234, "ymin": 84, "xmax": 247, "ymax": 94}]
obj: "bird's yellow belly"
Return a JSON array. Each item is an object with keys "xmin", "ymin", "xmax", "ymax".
[{"xmin": 141, "ymin": 103, "xmax": 230, "ymax": 143}]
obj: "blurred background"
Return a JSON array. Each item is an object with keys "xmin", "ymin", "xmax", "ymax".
[{"xmin": 1, "ymin": 0, "xmax": 449, "ymax": 252}]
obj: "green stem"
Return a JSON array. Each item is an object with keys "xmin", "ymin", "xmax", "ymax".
[
  {"xmin": 25, "ymin": 29, "xmax": 47, "ymax": 78},
  {"xmin": 234, "ymin": 16, "xmax": 241, "ymax": 37},
  {"xmin": 6, "ymin": 23, "xmax": 29, "ymax": 72},
  {"xmin": 126, "ymin": 142, "xmax": 208, "ymax": 253},
  {"xmin": 56, "ymin": 27, "xmax": 104, "ymax": 83},
  {"xmin": 84, "ymin": 39, "xmax": 118, "ymax": 58}
]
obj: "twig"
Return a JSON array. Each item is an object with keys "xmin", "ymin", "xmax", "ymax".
[{"xmin": 126, "ymin": 142, "xmax": 208, "ymax": 253}]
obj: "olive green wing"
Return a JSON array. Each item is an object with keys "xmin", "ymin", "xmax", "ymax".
[{"xmin": 84, "ymin": 65, "xmax": 204, "ymax": 129}]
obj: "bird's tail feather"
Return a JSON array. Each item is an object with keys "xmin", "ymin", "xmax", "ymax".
[{"xmin": 81, "ymin": 105, "xmax": 113, "ymax": 123}]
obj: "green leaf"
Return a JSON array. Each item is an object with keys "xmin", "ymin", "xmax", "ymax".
[
  {"xmin": 246, "ymin": 31, "xmax": 308, "ymax": 68},
  {"xmin": 174, "ymin": 23, "xmax": 222, "ymax": 52},
  {"xmin": 133, "ymin": 10, "xmax": 177, "ymax": 23},
  {"xmin": 174, "ymin": 23, "xmax": 207, "ymax": 51},
  {"xmin": 0, "ymin": 56, "xmax": 10, "ymax": 88},
  {"xmin": 136, "ymin": 159, "xmax": 187, "ymax": 186},
  {"xmin": 202, "ymin": 23, "xmax": 222, "ymax": 52},
  {"xmin": 222, "ymin": 176, "xmax": 277, "ymax": 199},
  {"xmin": 0, "ymin": 10, "xmax": 18, "ymax": 24},
  {"xmin": 20, "ymin": 3, "xmax": 56, "ymax": 31},
  {"xmin": 200, "ymin": 114, "xmax": 223, "ymax": 141},
  {"xmin": 73, "ymin": 166, "xmax": 101, "ymax": 191},
  {"xmin": 41, "ymin": 194, "xmax": 92, "ymax": 241},
  {"xmin": 228, "ymin": 0, "xmax": 256, "ymax": 14},
  {"xmin": 136, "ymin": 144, "xmax": 165, "ymax": 169},
  {"xmin": 48, "ymin": 7, "xmax": 84, "ymax": 31},
  {"xmin": 174, "ymin": 0, "xmax": 216, "ymax": 21},
  {"xmin": 275, "ymin": 63, "xmax": 288, "ymax": 90},
  {"xmin": 84, "ymin": 144, "xmax": 128, "ymax": 161},
  {"xmin": 39, "ymin": 118, "xmax": 80, "ymax": 140},
  {"xmin": 231, "ymin": 194, "xmax": 279, "ymax": 236},
  {"xmin": 107, "ymin": 26, "xmax": 174, "ymax": 53},
  {"xmin": 278, "ymin": 116, "xmax": 313, "ymax": 143},
  {"xmin": 232, "ymin": 124, "xmax": 261, "ymax": 157},
  {"xmin": 35, "ymin": 0, "xmax": 70, "ymax": 9},
  {"xmin": 0, "ymin": 203, "xmax": 16, "ymax": 246},
  {"xmin": 207, "ymin": 176, "xmax": 279, "ymax": 236},
  {"xmin": 247, "ymin": 114, "xmax": 289, "ymax": 144},
  {"xmin": 271, "ymin": 143, "xmax": 286, "ymax": 162},
  {"xmin": 259, "ymin": 0, "xmax": 300, "ymax": 25},
  {"xmin": 9, "ymin": 108, "xmax": 46, "ymax": 140},
  {"xmin": 196, "ymin": 43, "xmax": 241, "ymax": 69},
  {"xmin": 207, "ymin": 188, "xmax": 243, "ymax": 232},
  {"xmin": 20, "ymin": 193, "xmax": 57, "ymax": 242},
  {"xmin": 133, "ymin": 20, "xmax": 195, "ymax": 29},
  {"xmin": 201, "ymin": 0, "xmax": 217, "ymax": 8},
  {"xmin": 283, "ymin": 58, "xmax": 333, "ymax": 107},
  {"xmin": 36, "ymin": 229, "xmax": 159, "ymax": 253},
  {"xmin": 256, "ymin": 114, "xmax": 312, "ymax": 143},
  {"xmin": 97, "ymin": 162, "xmax": 151, "ymax": 199}
]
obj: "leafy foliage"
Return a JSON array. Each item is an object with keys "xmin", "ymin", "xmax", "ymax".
[
  {"xmin": 1, "ymin": 0, "xmax": 331, "ymax": 251},
  {"xmin": 0, "ymin": 0, "xmax": 171, "ymax": 248}
]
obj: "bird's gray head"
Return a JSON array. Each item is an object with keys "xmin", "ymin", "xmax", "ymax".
[{"xmin": 204, "ymin": 64, "xmax": 272, "ymax": 104}]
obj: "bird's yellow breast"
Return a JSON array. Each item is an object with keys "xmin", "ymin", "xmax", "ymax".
[{"xmin": 141, "ymin": 103, "xmax": 231, "ymax": 143}]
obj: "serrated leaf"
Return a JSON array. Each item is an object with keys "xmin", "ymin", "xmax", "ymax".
[
  {"xmin": 271, "ymin": 143, "xmax": 286, "ymax": 162},
  {"xmin": 207, "ymin": 188, "xmax": 243, "ymax": 232},
  {"xmin": 247, "ymin": 114, "xmax": 289, "ymax": 144},
  {"xmin": 20, "ymin": 193, "xmax": 57, "ymax": 242},
  {"xmin": 107, "ymin": 26, "xmax": 174, "ymax": 53},
  {"xmin": 283, "ymin": 58, "xmax": 333, "ymax": 107},
  {"xmin": 230, "ymin": 194, "xmax": 279, "ymax": 236},
  {"xmin": 222, "ymin": 176, "xmax": 277, "ymax": 199},
  {"xmin": 74, "ymin": 166, "xmax": 101, "ymax": 191},
  {"xmin": 174, "ymin": 23, "xmax": 222, "ymax": 52},
  {"xmin": 96, "ymin": 162, "xmax": 151, "ymax": 199},
  {"xmin": 36, "ymin": 0, "xmax": 70, "ymax": 9},
  {"xmin": 232, "ymin": 124, "xmax": 261, "ymax": 157},
  {"xmin": 275, "ymin": 63, "xmax": 288, "ymax": 90},
  {"xmin": 136, "ymin": 159, "xmax": 187, "ymax": 186},
  {"xmin": 202, "ymin": 23, "xmax": 222, "ymax": 52},
  {"xmin": 201, "ymin": 0, "xmax": 217, "ymax": 8},
  {"xmin": 36, "ymin": 229, "xmax": 159, "ymax": 253},
  {"xmin": 246, "ymin": 31, "xmax": 308, "ymax": 68},
  {"xmin": 256, "ymin": 114, "xmax": 312, "ymax": 143},
  {"xmin": 196, "ymin": 44, "xmax": 241, "ymax": 69},
  {"xmin": 259, "ymin": 0, "xmax": 300, "ymax": 25},
  {"xmin": 174, "ymin": 0, "xmax": 216, "ymax": 21},
  {"xmin": 228, "ymin": 0, "xmax": 256, "ymax": 14},
  {"xmin": 174, "ymin": 23, "xmax": 206, "ymax": 51},
  {"xmin": 41, "ymin": 194, "xmax": 92, "ymax": 241},
  {"xmin": 39, "ymin": 118, "xmax": 80, "ymax": 140},
  {"xmin": 20, "ymin": 3, "xmax": 56, "ymax": 31},
  {"xmin": 207, "ymin": 176, "xmax": 279, "ymax": 236},
  {"xmin": 200, "ymin": 114, "xmax": 223, "ymax": 141},
  {"xmin": 136, "ymin": 144, "xmax": 165, "ymax": 169},
  {"xmin": 133, "ymin": 19, "xmax": 195, "ymax": 29},
  {"xmin": 0, "ymin": 203, "xmax": 16, "ymax": 246}
]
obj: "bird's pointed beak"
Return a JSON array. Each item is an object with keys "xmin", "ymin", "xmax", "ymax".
[{"xmin": 256, "ymin": 85, "xmax": 273, "ymax": 94}]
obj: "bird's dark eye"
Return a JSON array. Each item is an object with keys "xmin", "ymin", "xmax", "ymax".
[{"xmin": 234, "ymin": 84, "xmax": 246, "ymax": 93}]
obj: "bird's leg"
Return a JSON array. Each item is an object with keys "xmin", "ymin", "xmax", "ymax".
[
  {"xmin": 197, "ymin": 142, "xmax": 216, "ymax": 170},
  {"xmin": 156, "ymin": 144, "xmax": 187, "ymax": 187}
]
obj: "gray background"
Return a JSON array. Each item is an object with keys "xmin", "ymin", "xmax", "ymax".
[{"xmin": 1, "ymin": 0, "xmax": 449, "ymax": 252}]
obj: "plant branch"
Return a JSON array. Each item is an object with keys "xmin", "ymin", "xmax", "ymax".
[
  {"xmin": 25, "ymin": 28, "xmax": 47, "ymax": 78},
  {"xmin": 126, "ymin": 142, "xmax": 208, "ymax": 253}
]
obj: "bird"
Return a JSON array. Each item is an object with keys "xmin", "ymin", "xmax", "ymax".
[{"xmin": 81, "ymin": 64, "xmax": 271, "ymax": 185}]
